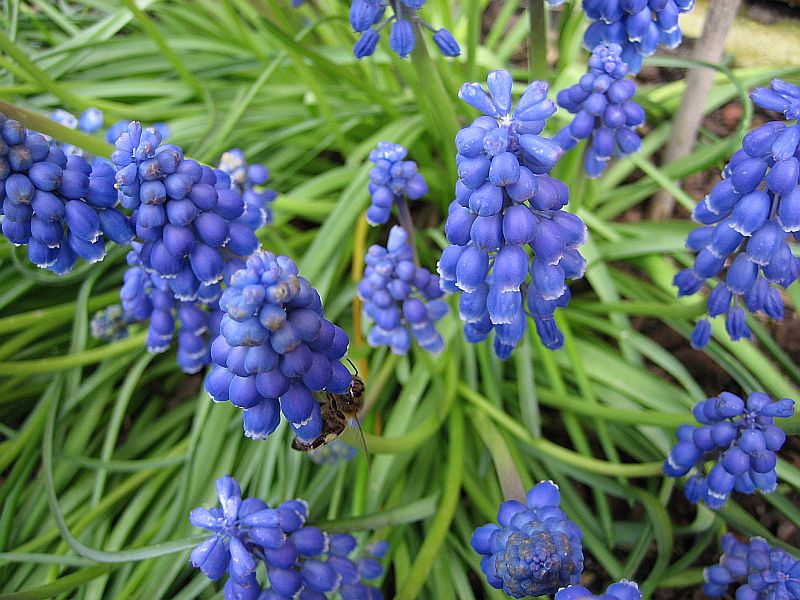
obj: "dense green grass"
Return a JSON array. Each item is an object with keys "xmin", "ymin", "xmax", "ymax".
[{"xmin": 1, "ymin": 1, "xmax": 800, "ymax": 598}]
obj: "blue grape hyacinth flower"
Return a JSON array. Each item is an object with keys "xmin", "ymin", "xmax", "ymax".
[
  {"xmin": 111, "ymin": 122, "xmax": 260, "ymax": 302},
  {"xmin": 663, "ymin": 391, "xmax": 794, "ymax": 510},
  {"xmin": 349, "ymin": 0, "xmax": 460, "ymax": 59},
  {"xmin": 704, "ymin": 533, "xmax": 800, "ymax": 598},
  {"xmin": 553, "ymin": 43, "xmax": 644, "ymax": 177},
  {"xmin": 582, "ymin": 0, "xmax": 696, "ymax": 73},
  {"xmin": 217, "ymin": 148, "xmax": 277, "ymax": 229},
  {"xmin": 366, "ymin": 142, "xmax": 428, "ymax": 226},
  {"xmin": 190, "ymin": 475, "xmax": 386, "ymax": 599},
  {"xmin": 438, "ymin": 70, "xmax": 587, "ymax": 358},
  {"xmin": 0, "ymin": 113, "xmax": 133, "ymax": 274},
  {"xmin": 676, "ymin": 80, "xmax": 800, "ymax": 349},
  {"xmin": 470, "ymin": 481, "xmax": 584, "ymax": 598},
  {"xmin": 358, "ymin": 225, "xmax": 448, "ymax": 355},
  {"xmin": 205, "ymin": 251, "xmax": 352, "ymax": 442},
  {"xmin": 556, "ymin": 580, "xmax": 642, "ymax": 600}
]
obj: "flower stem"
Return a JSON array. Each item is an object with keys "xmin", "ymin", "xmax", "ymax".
[
  {"xmin": 396, "ymin": 196, "xmax": 419, "ymax": 265},
  {"xmin": 528, "ymin": 0, "xmax": 549, "ymax": 82},
  {"xmin": 394, "ymin": 405, "xmax": 464, "ymax": 600}
]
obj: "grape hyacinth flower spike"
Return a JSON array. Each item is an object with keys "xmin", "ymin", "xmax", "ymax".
[
  {"xmin": 556, "ymin": 580, "xmax": 642, "ymax": 600},
  {"xmin": 553, "ymin": 43, "xmax": 645, "ymax": 177},
  {"xmin": 366, "ymin": 142, "xmax": 428, "ymax": 226},
  {"xmin": 190, "ymin": 475, "xmax": 386, "ymax": 598},
  {"xmin": 0, "ymin": 112, "xmax": 133, "ymax": 274},
  {"xmin": 663, "ymin": 391, "xmax": 794, "ymax": 509},
  {"xmin": 438, "ymin": 70, "xmax": 587, "ymax": 358},
  {"xmin": 704, "ymin": 533, "xmax": 800, "ymax": 598},
  {"xmin": 582, "ymin": 0, "xmax": 696, "ymax": 73},
  {"xmin": 350, "ymin": 0, "xmax": 460, "ymax": 59},
  {"xmin": 471, "ymin": 481, "xmax": 583, "ymax": 597},
  {"xmin": 358, "ymin": 225, "xmax": 448, "ymax": 355},
  {"xmin": 205, "ymin": 251, "xmax": 353, "ymax": 442},
  {"xmin": 111, "ymin": 122, "xmax": 260, "ymax": 302},
  {"xmin": 675, "ymin": 79, "xmax": 800, "ymax": 349}
]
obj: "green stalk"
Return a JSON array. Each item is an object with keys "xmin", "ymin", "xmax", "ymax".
[
  {"xmin": 40, "ymin": 387, "xmax": 205, "ymax": 563},
  {"xmin": 119, "ymin": 0, "xmax": 207, "ymax": 103},
  {"xmin": 0, "ymin": 565, "xmax": 117, "ymax": 600},
  {"xmin": 528, "ymin": 0, "xmax": 549, "ymax": 81},
  {"xmin": 470, "ymin": 412, "xmax": 526, "ymax": 503},
  {"xmin": 0, "ymin": 101, "xmax": 113, "ymax": 158},
  {"xmin": 459, "ymin": 384, "xmax": 663, "ymax": 477},
  {"xmin": 0, "ymin": 332, "xmax": 147, "ymax": 375},
  {"xmin": 395, "ymin": 406, "xmax": 464, "ymax": 600}
]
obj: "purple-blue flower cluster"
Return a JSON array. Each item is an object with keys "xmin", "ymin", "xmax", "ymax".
[
  {"xmin": 556, "ymin": 580, "xmax": 642, "ymax": 600},
  {"xmin": 438, "ymin": 70, "xmax": 587, "ymax": 358},
  {"xmin": 663, "ymin": 391, "xmax": 794, "ymax": 510},
  {"xmin": 121, "ymin": 243, "xmax": 222, "ymax": 374},
  {"xmin": 0, "ymin": 113, "xmax": 133, "ymax": 274},
  {"xmin": 470, "ymin": 481, "xmax": 584, "ymax": 598},
  {"xmin": 675, "ymin": 80, "xmax": 800, "ymax": 350},
  {"xmin": 218, "ymin": 148, "xmax": 277, "ymax": 229},
  {"xmin": 704, "ymin": 533, "xmax": 800, "ymax": 599},
  {"xmin": 581, "ymin": 0, "xmax": 696, "ymax": 73},
  {"xmin": 112, "ymin": 122, "xmax": 260, "ymax": 301},
  {"xmin": 553, "ymin": 43, "xmax": 644, "ymax": 177},
  {"xmin": 90, "ymin": 304, "xmax": 129, "ymax": 342},
  {"xmin": 190, "ymin": 475, "xmax": 386, "ymax": 600},
  {"xmin": 366, "ymin": 142, "xmax": 428, "ymax": 226},
  {"xmin": 350, "ymin": 0, "xmax": 460, "ymax": 59},
  {"xmin": 205, "ymin": 251, "xmax": 352, "ymax": 442},
  {"xmin": 357, "ymin": 225, "xmax": 447, "ymax": 355}
]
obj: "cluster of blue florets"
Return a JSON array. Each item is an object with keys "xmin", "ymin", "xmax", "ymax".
[
  {"xmin": 121, "ymin": 243, "xmax": 222, "ymax": 373},
  {"xmin": 358, "ymin": 225, "xmax": 447, "ymax": 355},
  {"xmin": 675, "ymin": 80, "xmax": 800, "ymax": 350},
  {"xmin": 470, "ymin": 481, "xmax": 584, "ymax": 598},
  {"xmin": 553, "ymin": 43, "xmax": 644, "ymax": 177},
  {"xmin": 575, "ymin": 0, "xmax": 696, "ymax": 74},
  {"xmin": 190, "ymin": 476, "xmax": 386, "ymax": 600},
  {"xmin": 704, "ymin": 533, "xmax": 800, "ymax": 599},
  {"xmin": 556, "ymin": 580, "xmax": 642, "ymax": 600},
  {"xmin": 663, "ymin": 391, "xmax": 795, "ymax": 510},
  {"xmin": 205, "ymin": 251, "xmax": 352, "ymax": 442},
  {"xmin": 217, "ymin": 148, "xmax": 277, "ymax": 229},
  {"xmin": 438, "ymin": 70, "xmax": 587, "ymax": 358},
  {"xmin": 112, "ymin": 122, "xmax": 261, "ymax": 299},
  {"xmin": 90, "ymin": 304, "xmax": 129, "ymax": 342},
  {"xmin": 350, "ymin": 0, "xmax": 460, "ymax": 59},
  {"xmin": 0, "ymin": 113, "xmax": 134, "ymax": 274},
  {"xmin": 49, "ymin": 107, "xmax": 104, "ymax": 157},
  {"xmin": 51, "ymin": 107, "xmax": 170, "ymax": 159},
  {"xmin": 366, "ymin": 142, "xmax": 428, "ymax": 226}
]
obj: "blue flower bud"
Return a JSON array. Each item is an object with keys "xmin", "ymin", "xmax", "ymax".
[
  {"xmin": 432, "ymin": 28, "xmax": 460, "ymax": 57},
  {"xmin": 389, "ymin": 19, "xmax": 414, "ymax": 58},
  {"xmin": 354, "ymin": 29, "xmax": 380, "ymax": 59},
  {"xmin": 725, "ymin": 306, "xmax": 751, "ymax": 341}
]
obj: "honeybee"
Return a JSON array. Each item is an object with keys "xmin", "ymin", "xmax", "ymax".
[{"xmin": 292, "ymin": 363, "xmax": 368, "ymax": 456}]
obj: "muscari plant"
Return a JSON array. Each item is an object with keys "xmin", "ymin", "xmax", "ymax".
[{"xmin": 2, "ymin": 2, "xmax": 800, "ymax": 599}]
